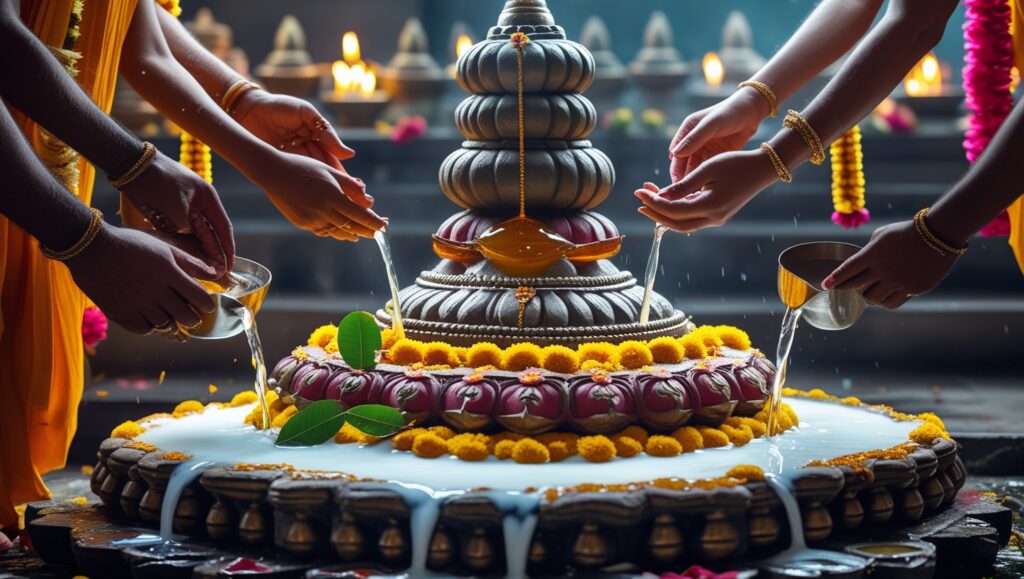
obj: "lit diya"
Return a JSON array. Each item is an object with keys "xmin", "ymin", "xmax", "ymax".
[{"xmin": 432, "ymin": 215, "xmax": 623, "ymax": 277}]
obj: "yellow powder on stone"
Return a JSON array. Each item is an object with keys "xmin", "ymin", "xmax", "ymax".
[
  {"xmin": 110, "ymin": 420, "xmax": 145, "ymax": 439},
  {"xmin": 172, "ymin": 400, "xmax": 205, "ymax": 417}
]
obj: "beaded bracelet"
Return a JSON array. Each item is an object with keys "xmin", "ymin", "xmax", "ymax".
[
  {"xmin": 221, "ymin": 79, "xmax": 261, "ymax": 114},
  {"xmin": 913, "ymin": 208, "xmax": 968, "ymax": 256},
  {"xmin": 760, "ymin": 142, "xmax": 793, "ymax": 183},
  {"xmin": 40, "ymin": 208, "xmax": 104, "ymax": 261},
  {"xmin": 783, "ymin": 110, "xmax": 826, "ymax": 165},
  {"xmin": 109, "ymin": 142, "xmax": 157, "ymax": 189},
  {"xmin": 739, "ymin": 80, "xmax": 778, "ymax": 118}
]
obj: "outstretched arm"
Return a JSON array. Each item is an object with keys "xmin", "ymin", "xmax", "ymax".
[
  {"xmin": 823, "ymin": 94, "xmax": 1024, "ymax": 308},
  {"xmin": 670, "ymin": 0, "xmax": 885, "ymax": 179},
  {"xmin": 153, "ymin": 7, "xmax": 353, "ymax": 169},
  {"xmin": 124, "ymin": 1, "xmax": 381, "ymax": 240},
  {"xmin": 640, "ymin": 0, "xmax": 960, "ymax": 232},
  {"xmin": 0, "ymin": 96, "xmax": 215, "ymax": 335}
]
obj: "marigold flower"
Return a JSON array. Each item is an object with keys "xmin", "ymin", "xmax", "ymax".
[
  {"xmin": 671, "ymin": 426, "xmax": 704, "ymax": 452},
  {"xmin": 577, "ymin": 342, "xmax": 620, "ymax": 367},
  {"xmin": 428, "ymin": 425, "xmax": 456, "ymax": 440},
  {"xmin": 697, "ymin": 426, "xmax": 730, "ymax": 448},
  {"xmin": 271, "ymin": 405, "xmax": 298, "ymax": 428},
  {"xmin": 229, "ymin": 391, "xmax": 259, "ymax": 407},
  {"xmin": 512, "ymin": 438, "xmax": 549, "ymax": 464},
  {"xmin": 466, "ymin": 342, "xmax": 503, "ymax": 368},
  {"xmin": 727, "ymin": 417, "xmax": 766, "ymax": 438},
  {"xmin": 389, "ymin": 339, "xmax": 425, "ymax": 366},
  {"xmin": 422, "ymin": 342, "xmax": 460, "ymax": 367},
  {"xmin": 412, "ymin": 432, "xmax": 448, "ymax": 458},
  {"xmin": 307, "ymin": 324, "xmax": 338, "ymax": 349},
  {"xmin": 721, "ymin": 424, "xmax": 753, "ymax": 446},
  {"xmin": 678, "ymin": 335, "xmax": 709, "ymax": 360},
  {"xmin": 578, "ymin": 435, "xmax": 616, "ymax": 463},
  {"xmin": 494, "ymin": 439, "xmax": 517, "ymax": 460},
  {"xmin": 172, "ymin": 400, "xmax": 205, "ymax": 418},
  {"xmin": 548, "ymin": 441, "xmax": 572, "ymax": 462},
  {"xmin": 111, "ymin": 420, "xmax": 144, "ymax": 439},
  {"xmin": 612, "ymin": 435, "xmax": 643, "ymax": 458},
  {"xmin": 618, "ymin": 425, "xmax": 650, "ymax": 446},
  {"xmin": 502, "ymin": 342, "xmax": 544, "ymax": 372},
  {"xmin": 325, "ymin": 339, "xmax": 339, "ymax": 355},
  {"xmin": 381, "ymin": 328, "xmax": 399, "ymax": 350},
  {"xmin": 715, "ymin": 325, "xmax": 752, "ymax": 350},
  {"xmin": 449, "ymin": 433, "xmax": 490, "ymax": 461},
  {"xmin": 646, "ymin": 435, "xmax": 682, "ymax": 457},
  {"xmin": 580, "ymin": 359, "xmax": 617, "ymax": 372},
  {"xmin": 453, "ymin": 347, "xmax": 469, "ymax": 367},
  {"xmin": 918, "ymin": 412, "xmax": 946, "ymax": 430},
  {"xmin": 618, "ymin": 341, "xmax": 654, "ymax": 370},
  {"xmin": 648, "ymin": 336, "xmax": 685, "ymax": 364},
  {"xmin": 727, "ymin": 464, "xmax": 765, "ymax": 481},
  {"xmin": 392, "ymin": 427, "xmax": 427, "ymax": 451},
  {"xmin": 909, "ymin": 422, "xmax": 949, "ymax": 444},
  {"xmin": 541, "ymin": 345, "xmax": 580, "ymax": 373},
  {"xmin": 691, "ymin": 326, "xmax": 725, "ymax": 349}
]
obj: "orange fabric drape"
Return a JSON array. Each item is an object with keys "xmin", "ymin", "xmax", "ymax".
[
  {"xmin": 1009, "ymin": 0, "xmax": 1024, "ymax": 273},
  {"xmin": 0, "ymin": 0, "xmax": 138, "ymax": 529}
]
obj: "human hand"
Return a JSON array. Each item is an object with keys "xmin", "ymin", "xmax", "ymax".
[
  {"xmin": 119, "ymin": 150, "xmax": 235, "ymax": 276},
  {"xmin": 253, "ymin": 152, "xmax": 386, "ymax": 242},
  {"xmin": 64, "ymin": 224, "xmax": 217, "ymax": 338},
  {"xmin": 822, "ymin": 220, "xmax": 959, "ymax": 309},
  {"xmin": 636, "ymin": 148, "xmax": 779, "ymax": 233},
  {"xmin": 232, "ymin": 90, "xmax": 354, "ymax": 171},
  {"xmin": 669, "ymin": 89, "xmax": 768, "ymax": 181}
]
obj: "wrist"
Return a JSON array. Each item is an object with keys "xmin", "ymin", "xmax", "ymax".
[
  {"xmin": 228, "ymin": 86, "xmax": 264, "ymax": 121},
  {"xmin": 105, "ymin": 139, "xmax": 148, "ymax": 179},
  {"xmin": 736, "ymin": 86, "xmax": 773, "ymax": 119},
  {"xmin": 923, "ymin": 205, "xmax": 972, "ymax": 248}
]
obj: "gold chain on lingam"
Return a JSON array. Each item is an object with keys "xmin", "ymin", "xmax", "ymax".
[
  {"xmin": 516, "ymin": 285, "xmax": 536, "ymax": 329},
  {"xmin": 511, "ymin": 31, "xmax": 530, "ymax": 218}
]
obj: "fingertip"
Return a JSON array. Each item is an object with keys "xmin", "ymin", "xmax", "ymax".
[{"xmin": 822, "ymin": 275, "xmax": 835, "ymax": 290}]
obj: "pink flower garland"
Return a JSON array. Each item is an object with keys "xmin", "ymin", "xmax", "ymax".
[
  {"xmin": 963, "ymin": 0, "xmax": 1014, "ymax": 236},
  {"xmin": 82, "ymin": 306, "xmax": 108, "ymax": 349}
]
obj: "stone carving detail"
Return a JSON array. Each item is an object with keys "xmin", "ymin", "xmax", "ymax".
[{"xmin": 379, "ymin": 0, "xmax": 683, "ymax": 346}]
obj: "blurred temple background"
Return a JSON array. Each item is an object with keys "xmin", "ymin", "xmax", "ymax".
[{"xmin": 80, "ymin": 0, "xmax": 1022, "ymax": 462}]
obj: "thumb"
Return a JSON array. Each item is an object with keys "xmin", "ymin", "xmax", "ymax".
[
  {"xmin": 671, "ymin": 117, "xmax": 714, "ymax": 158},
  {"xmin": 170, "ymin": 244, "xmax": 219, "ymax": 280},
  {"xmin": 660, "ymin": 163, "xmax": 713, "ymax": 201}
]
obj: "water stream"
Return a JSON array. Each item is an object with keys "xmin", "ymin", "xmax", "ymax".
[
  {"xmin": 638, "ymin": 225, "xmax": 667, "ymax": 325},
  {"xmin": 766, "ymin": 307, "xmax": 802, "ymax": 439},
  {"xmin": 375, "ymin": 230, "xmax": 405, "ymax": 339},
  {"xmin": 242, "ymin": 308, "xmax": 271, "ymax": 430}
]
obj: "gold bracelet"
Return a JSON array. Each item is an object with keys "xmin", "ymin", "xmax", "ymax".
[
  {"xmin": 760, "ymin": 142, "xmax": 793, "ymax": 183},
  {"xmin": 783, "ymin": 110, "xmax": 826, "ymax": 165},
  {"xmin": 221, "ymin": 79, "xmax": 261, "ymax": 114},
  {"xmin": 739, "ymin": 80, "xmax": 778, "ymax": 118},
  {"xmin": 109, "ymin": 142, "xmax": 157, "ymax": 189},
  {"xmin": 40, "ymin": 208, "xmax": 104, "ymax": 261},
  {"xmin": 913, "ymin": 208, "xmax": 968, "ymax": 256}
]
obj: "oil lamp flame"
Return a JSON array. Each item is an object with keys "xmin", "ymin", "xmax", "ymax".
[
  {"xmin": 904, "ymin": 52, "xmax": 943, "ymax": 97},
  {"xmin": 456, "ymin": 34, "xmax": 474, "ymax": 60},
  {"xmin": 331, "ymin": 61, "xmax": 351, "ymax": 95},
  {"xmin": 703, "ymin": 52, "xmax": 724, "ymax": 90},
  {"xmin": 342, "ymin": 31, "xmax": 361, "ymax": 64},
  {"xmin": 361, "ymin": 69, "xmax": 377, "ymax": 99}
]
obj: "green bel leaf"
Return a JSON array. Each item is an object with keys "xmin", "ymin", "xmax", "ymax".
[
  {"xmin": 344, "ymin": 404, "xmax": 407, "ymax": 437},
  {"xmin": 275, "ymin": 400, "xmax": 346, "ymax": 447},
  {"xmin": 338, "ymin": 311, "xmax": 382, "ymax": 371}
]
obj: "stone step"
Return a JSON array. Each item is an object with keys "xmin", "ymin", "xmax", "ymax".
[{"xmin": 88, "ymin": 294, "xmax": 1024, "ymax": 378}]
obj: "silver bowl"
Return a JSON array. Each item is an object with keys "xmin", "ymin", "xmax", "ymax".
[
  {"xmin": 184, "ymin": 257, "xmax": 271, "ymax": 340},
  {"xmin": 778, "ymin": 242, "xmax": 867, "ymax": 331}
]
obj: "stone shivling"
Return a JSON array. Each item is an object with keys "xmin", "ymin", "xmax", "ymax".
[{"xmin": 37, "ymin": 1, "xmax": 975, "ymax": 578}]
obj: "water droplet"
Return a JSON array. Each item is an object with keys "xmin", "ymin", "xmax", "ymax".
[
  {"xmin": 740, "ymin": 272, "xmax": 748, "ymax": 282},
  {"xmin": 654, "ymin": 167, "xmax": 660, "ymax": 175},
  {"xmin": 793, "ymin": 216, "xmax": 799, "ymax": 228},
  {"xmin": 720, "ymin": 267, "xmax": 725, "ymax": 277},
  {"xmin": 756, "ymin": 242, "xmax": 762, "ymax": 254}
]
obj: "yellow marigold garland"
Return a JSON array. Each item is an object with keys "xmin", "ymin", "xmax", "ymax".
[{"xmin": 830, "ymin": 126, "xmax": 869, "ymax": 228}]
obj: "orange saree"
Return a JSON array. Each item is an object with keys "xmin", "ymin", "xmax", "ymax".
[
  {"xmin": 1009, "ymin": 0, "xmax": 1024, "ymax": 272},
  {"xmin": 0, "ymin": 0, "xmax": 137, "ymax": 529}
]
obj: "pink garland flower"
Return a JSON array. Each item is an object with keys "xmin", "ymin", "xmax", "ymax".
[
  {"xmin": 662, "ymin": 565, "xmax": 741, "ymax": 579},
  {"xmin": 389, "ymin": 115, "xmax": 427, "ymax": 144},
  {"xmin": 82, "ymin": 306, "xmax": 108, "ymax": 349},
  {"xmin": 831, "ymin": 208, "xmax": 872, "ymax": 229},
  {"xmin": 963, "ymin": 0, "xmax": 1014, "ymax": 236}
]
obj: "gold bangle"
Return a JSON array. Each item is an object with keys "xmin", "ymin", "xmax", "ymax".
[
  {"xmin": 760, "ymin": 142, "xmax": 793, "ymax": 183},
  {"xmin": 739, "ymin": 80, "xmax": 778, "ymax": 118},
  {"xmin": 783, "ymin": 110, "xmax": 826, "ymax": 165},
  {"xmin": 913, "ymin": 208, "xmax": 968, "ymax": 256},
  {"xmin": 109, "ymin": 142, "xmax": 157, "ymax": 189},
  {"xmin": 40, "ymin": 208, "xmax": 104, "ymax": 261},
  {"xmin": 221, "ymin": 79, "xmax": 261, "ymax": 114}
]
